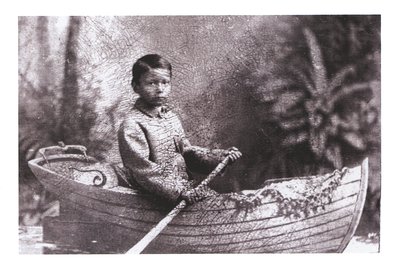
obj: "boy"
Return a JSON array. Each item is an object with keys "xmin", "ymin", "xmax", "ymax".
[{"xmin": 118, "ymin": 54, "xmax": 242, "ymax": 204}]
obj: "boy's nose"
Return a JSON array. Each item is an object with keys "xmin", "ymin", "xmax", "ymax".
[
  {"xmin": 155, "ymin": 85, "xmax": 164, "ymax": 92},
  {"xmin": 155, "ymin": 83, "xmax": 169, "ymax": 91}
]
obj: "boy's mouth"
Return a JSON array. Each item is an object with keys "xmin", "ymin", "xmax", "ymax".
[
  {"xmin": 153, "ymin": 97, "xmax": 167, "ymax": 102},
  {"xmin": 152, "ymin": 97, "xmax": 168, "ymax": 104}
]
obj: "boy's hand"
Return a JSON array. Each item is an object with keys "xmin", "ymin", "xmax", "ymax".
[
  {"xmin": 180, "ymin": 185, "xmax": 213, "ymax": 205},
  {"xmin": 225, "ymin": 146, "xmax": 242, "ymax": 164}
]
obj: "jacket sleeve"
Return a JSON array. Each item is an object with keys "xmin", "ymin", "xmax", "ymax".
[
  {"xmin": 178, "ymin": 136, "xmax": 226, "ymax": 175},
  {"xmin": 118, "ymin": 120, "xmax": 191, "ymax": 202}
]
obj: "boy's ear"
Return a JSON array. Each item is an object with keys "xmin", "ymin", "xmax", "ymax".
[{"xmin": 132, "ymin": 80, "xmax": 138, "ymax": 93}]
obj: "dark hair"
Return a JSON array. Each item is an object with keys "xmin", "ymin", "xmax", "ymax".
[{"xmin": 131, "ymin": 54, "xmax": 172, "ymax": 86}]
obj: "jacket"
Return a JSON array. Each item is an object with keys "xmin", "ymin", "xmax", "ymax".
[{"xmin": 118, "ymin": 99, "xmax": 225, "ymax": 202}]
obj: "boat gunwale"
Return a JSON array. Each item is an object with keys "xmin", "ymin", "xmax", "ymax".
[
  {"xmin": 37, "ymin": 170, "xmax": 362, "ymax": 214},
  {"xmin": 28, "ymin": 153, "xmax": 364, "ymax": 200}
]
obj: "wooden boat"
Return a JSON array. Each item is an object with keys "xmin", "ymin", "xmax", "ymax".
[{"xmin": 28, "ymin": 144, "xmax": 368, "ymax": 254}]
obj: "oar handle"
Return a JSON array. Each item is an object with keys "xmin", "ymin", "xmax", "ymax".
[
  {"xmin": 126, "ymin": 156, "xmax": 231, "ymax": 254},
  {"xmin": 197, "ymin": 156, "xmax": 230, "ymax": 187},
  {"xmin": 126, "ymin": 200, "xmax": 187, "ymax": 254}
]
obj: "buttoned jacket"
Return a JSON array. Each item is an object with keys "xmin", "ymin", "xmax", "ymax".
[{"xmin": 118, "ymin": 99, "xmax": 225, "ymax": 202}]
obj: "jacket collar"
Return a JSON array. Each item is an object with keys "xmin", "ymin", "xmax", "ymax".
[{"xmin": 134, "ymin": 98, "xmax": 170, "ymax": 118}]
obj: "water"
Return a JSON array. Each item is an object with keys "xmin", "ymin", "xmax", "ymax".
[{"xmin": 19, "ymin": 226, "xmax": 90, "ymax": 254}]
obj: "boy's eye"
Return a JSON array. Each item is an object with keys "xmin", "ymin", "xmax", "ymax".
[
  {"xmin": 146, "ymin": 81, "xmax": 157, "ymax": 86},
  {"xmin": 147, "ymin": 80, "xmax": 170, "ymax": 86}
]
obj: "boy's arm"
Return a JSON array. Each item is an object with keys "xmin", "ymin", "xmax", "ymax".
[
  {"xmin": 179, "ymin": 137, "xmax": 227, "ymax": 175},
  {"xmin": 118, "ymin": 121, "xmax": 191, "ymax": 202}
]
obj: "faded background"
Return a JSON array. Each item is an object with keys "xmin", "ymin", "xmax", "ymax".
[{"xmin": 18, "ymin": 16, "xmax": 380, "ymax": 235}]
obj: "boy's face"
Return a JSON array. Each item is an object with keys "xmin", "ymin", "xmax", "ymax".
[{"xmin": 134, "ymin": 68, "xmax": 171, "ymax": 107}]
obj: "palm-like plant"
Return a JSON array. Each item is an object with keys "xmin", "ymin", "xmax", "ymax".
[
  {"xmin": 244, "ymin": 25, "xmax": 378, "ymax": 174},
  {"xmin": 283, "ymin": 28, "xmax": 378, "ymax": 168}
]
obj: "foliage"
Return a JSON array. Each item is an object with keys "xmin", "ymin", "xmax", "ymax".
[
  {"xmin": 286, "ymin": 27, "xmax": 378, "ymax": 168},
  {"xmin": 238, "ymin": 15, "xmax": 380, "ymax": 233},
  {"xmin": 19, "ymin": 17, "xmax": 115, "ymax": 226},
  {"xmin": 242, "ymin": 16, "xmax": 380, "ymax": 177}
]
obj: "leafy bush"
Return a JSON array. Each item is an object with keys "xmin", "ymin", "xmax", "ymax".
[{"xmin": 238, "ymin": 16, "xmax": 380, "ymax": 233}]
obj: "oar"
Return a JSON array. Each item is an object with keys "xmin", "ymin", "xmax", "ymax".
[{"xmin": 126, "ymin": 156, "xmax": 231, "ymax": 254}]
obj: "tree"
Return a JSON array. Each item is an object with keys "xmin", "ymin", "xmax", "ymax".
[{"xmin": 18, "ymin": 16, "xmax": 114, "ymax": 225}]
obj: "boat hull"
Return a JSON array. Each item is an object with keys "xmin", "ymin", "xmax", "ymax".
[{"xmin": 28, "ymin": 154, "xmax": 368, "ymax": 253}]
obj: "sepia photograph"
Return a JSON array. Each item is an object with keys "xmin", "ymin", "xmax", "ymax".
[{"xmin": 17, "ymin": 13, "xmax": 382, "ymax": 255}]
